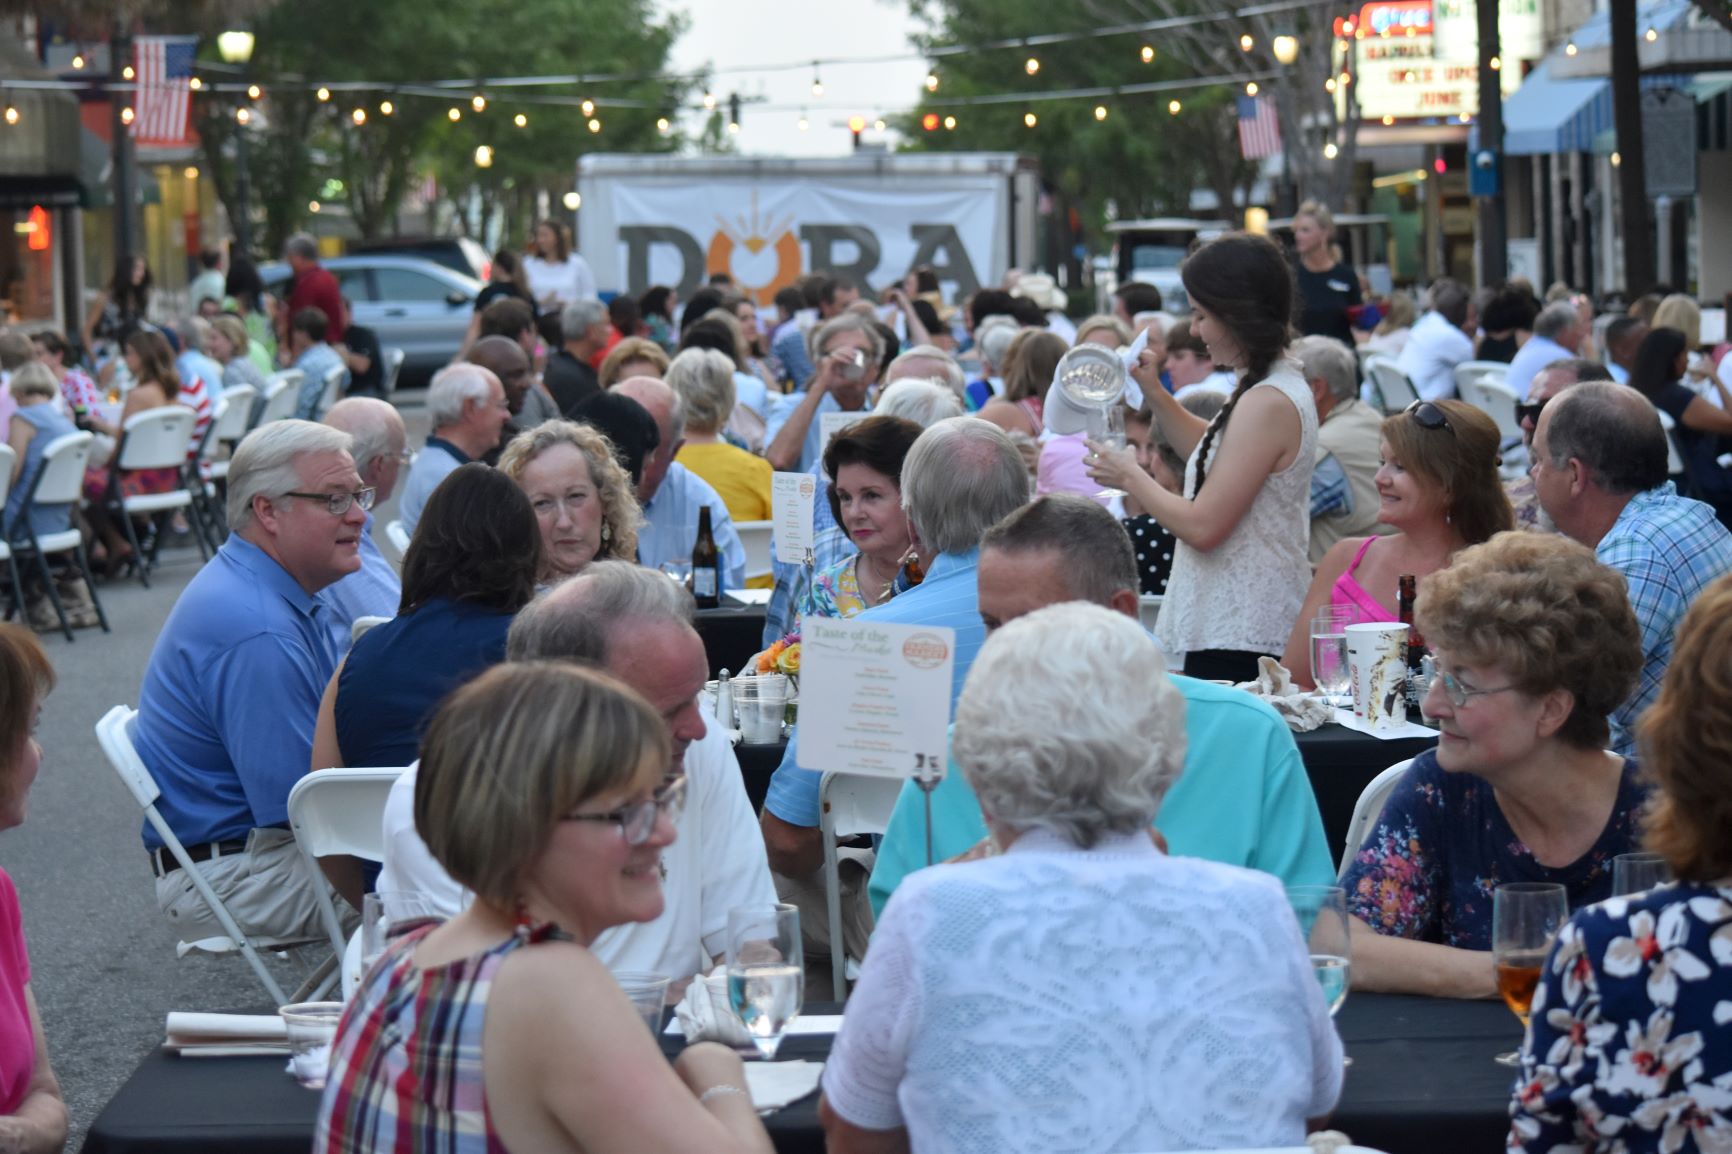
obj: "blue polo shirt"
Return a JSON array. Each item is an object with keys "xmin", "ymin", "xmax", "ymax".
[
  {"xmin": 763, "ymin": 549, "xmax": 984, "ymax": 829},
  {"xmin": 132, "ymin": 535, "xmax": 342, "ymax": 849}
]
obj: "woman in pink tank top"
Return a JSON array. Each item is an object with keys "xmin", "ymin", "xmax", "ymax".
[{"xmin": 1281, "ymin": 399, "xmax": 1513, "ymax": 689}]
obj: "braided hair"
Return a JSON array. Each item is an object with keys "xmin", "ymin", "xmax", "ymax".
[{"xmin": 1179, "ymin": 233, "xmax": 1298, "ymax": 496}]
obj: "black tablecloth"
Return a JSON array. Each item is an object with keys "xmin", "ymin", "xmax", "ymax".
[
  {"xmin": 696, "ymin": 603, "xmax": 768, "ymax": 681},
  {"xmin": 737, "ymin": 741, "xmax": 786, "ymax": 814},
  {"xmin": 80, "ymin": 994, "xmax": 1520, "ymax": 1154},
  {"xmin": 1295, "ymin": 723, "xmax": 1437, "ymax": 856}
]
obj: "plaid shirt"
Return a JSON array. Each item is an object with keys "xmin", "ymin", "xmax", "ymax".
[{"xmin": 1596, "ymin": 483, "xmax": 1732, "ymax": 754}]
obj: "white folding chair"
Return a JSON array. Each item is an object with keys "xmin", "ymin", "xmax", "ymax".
[
  {"xmin": 206, "ymin": 384, "xmax": 257, "ymax": 486},
  {"xmin": 1657, "ymin": 409, "xmax": 1688, "ymax": 478},
  {"xmin": 12, "ymin": 433, "xmax": 108, "ymax": 640},
  {"xmin": 385, "ymin": 519, "xmax": 411, "ymax": 558},
  {"xmin": 735, "ymin": 519, "xmax": 773, "ymax": 583},
  {"xmin": 818, "ymin": 771, "xmax": 905, "ymax": 1000},
  {"xmin": 184, "ymin": 396, "xmax": 230, "ymax": 544},
  {"xmin": 96, "ymin": 705, "xmax": 306, "ymax": 1006},
  {"xmin": 1459, "ymin": 377, "xmax": 1524, "ymax": 443},
  {"xmin": 0, "ymin": 446, "xmax": 26, "ymax": 629},
  {"xmin": 1337, "ymin": 758, "xmax": 1414, "ymax": 876},
  {"xmin": 286, "ymin": 767, "xmax": 408, "ymax": 958},
  {"xmin": 106, "ymin": 406, "xmax": 206, "ymax": 587},
  {"xmin": 258, "ymin": 370, "xmax": 305, "ymax": 424},
  {"xmin": 316, "ymin": 363, "xmax": 347, "ymax": 418},
  {"xmin": 1364, "ymin": 356, "xmax": 1420, "ymax": 413},
  {"xmin": 1452, "ymin": 360, "xmax": 1508, "ymax": 396},
  {"xmin": 381, "ymin": 348, "xmax": 406, "ymax": 397},
  {"xmin": 350, "ymin": 615, "xmax": 391, "ymax": 645},
  {"xmin": 1137, "ymin": 594, "xmax": 1163, "ymax": 633}
]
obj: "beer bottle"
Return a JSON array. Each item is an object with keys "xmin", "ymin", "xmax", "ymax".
[
  {"xmin": 1397, "ymin": 574, "xmax": 1427, "ymax": 718},
  {"xmin": 691, "ymin": 506, "xmax": 721, "ymax": 609}
]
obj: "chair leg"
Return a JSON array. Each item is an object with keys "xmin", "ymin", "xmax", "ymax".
[
  {"xmin": 3, "ymin": 555, "xmax": 24, "ymax": 628},
  {"xmin": 185, "ymin": 494, "xmax": 212, "ymax": 562},
  {"xmin": 118, "ymin": 504, "xmax": 149, "ymax": 589},
  {"xmin": 71, "ymin": 542, "xmax": 111, "ymax": 633},
  {"xmin": 31, "ymin": 551, "xmax": 72, "ymax": 643}
]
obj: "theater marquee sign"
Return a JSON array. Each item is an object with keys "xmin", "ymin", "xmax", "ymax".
[{"xmin": 1340, "ymin": 0, "xmax": 1544, "ymax": 122}]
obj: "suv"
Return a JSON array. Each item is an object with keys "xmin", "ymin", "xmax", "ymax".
[
  {"xmin": 261, "ymin": 254, "xmax": 483, "ymax": 391},
  {"xmin": 346, "ymin": 236, "xmax": 491, "ymax": 282}
]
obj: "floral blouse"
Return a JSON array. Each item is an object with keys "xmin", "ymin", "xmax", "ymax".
[
  {"xmin": 1340, "ymin": 751, "xmax": 1649, "ymax": 949},
  {"xmin": 796, "ymin": 554, "xmax": 908, "ymax": 624},
  {"xmin": 1509, "ymin": 883, "xmax": 1732, "ymax": 1153}
]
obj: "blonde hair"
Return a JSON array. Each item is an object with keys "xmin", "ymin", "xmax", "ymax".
[
  {"xmin": 598, "ymin": 337, "xmax": 670, "ymax": 389},
  {"xmin": 665, "ymin": 348, "xmax": 736, "ymax": 435},
  {"xmin": 1073, "ymin": 314, "xmax": 1133, "ymax": 348},
  {"xmin": 1380, "ymin": 399, "xmax": 1512, "ymax": 547},
  {"xmin": 415, "ymin": 663, "xmax": 669, "ymax": 908},
  {"xmin": 1415, "ymin": 531, "xmax": 1641, "ymax": 750},
  {"xmin": 1296, "ymin": 199, "xmax": 1336, "ymax": 238},
  {"xmin": 498, "ymin": 420, "xmax": 641, "ymax": 565},
  {"xmin": 210, "ymin": 314, "xmax": 250, "ymax": 357},
  {"xmin": 1651, "ymin": 294, "xmax": 1701, "ymax": 348},
  {"xmin": 8, "ymin": 362, "xmax": 58, "ymax": 402}
]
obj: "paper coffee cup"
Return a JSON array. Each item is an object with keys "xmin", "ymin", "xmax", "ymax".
[{"xmin": 1345, "ymin": 623, "xmax": 1409, "ymax": 730}]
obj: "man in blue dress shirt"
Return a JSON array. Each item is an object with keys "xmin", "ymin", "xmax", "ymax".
[
  {"xmin": 759, "ymin": 416, "xmax": 1029, "ymax": 960},
  {"xmin": 615, "ymin": 376, "xmax": 746, "ymax": 589},
  {"xmin": 133, "ymin": 419, "xmax": 371, "ymax": 948},
  {"xmin": 321, "ymin": 397, "xmax": 407, "ymax": 651},
  {"xmin": 396, "ymin": 363, "xmax": 510, "ymax": 537},
  {"xmin": 764, "ymin": 313, "xmax": 879, "ymax": 476}
]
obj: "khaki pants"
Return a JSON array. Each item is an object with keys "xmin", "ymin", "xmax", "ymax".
[
  {"xmin": 154, "ymin": 828, "xmax": 347, "ymax": 951},
  {"xmin": 773, "ymin": 847, "xmax": 875, "ymax": 966}
]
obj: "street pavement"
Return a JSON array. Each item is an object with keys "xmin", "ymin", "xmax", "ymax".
[{"xmin": 1, "ymin": 397, "xmax": 429, "ymax": 1144}]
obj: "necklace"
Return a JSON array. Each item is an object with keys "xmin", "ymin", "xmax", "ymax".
[{"xmin": 857, "ymin": 552, "xmax": 896, "ymax": 606}]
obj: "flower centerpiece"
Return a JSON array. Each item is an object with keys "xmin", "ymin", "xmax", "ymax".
[{"xmin": 757, "ymin": 633, "xmax": 800, "ymax": 725}]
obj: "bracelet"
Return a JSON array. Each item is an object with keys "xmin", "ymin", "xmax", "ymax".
[{"xmin": 699, "ymin": 1084, "xmax": 749, "ymax": 1105}]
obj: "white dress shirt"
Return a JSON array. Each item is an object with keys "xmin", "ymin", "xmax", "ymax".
[
  {"xmin": 1503, "ymin": 333, "xmax": 1575, "ymax": 402},
  {"xmin": 1395, "ymin": 311, "xmax": 1474, "ymax": 402},
  {"xmin": 638, "ymin": 462, "xmax": 748, "ymax": 590}
]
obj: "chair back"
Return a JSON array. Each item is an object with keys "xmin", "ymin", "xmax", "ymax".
[
  {"xmin": 1459, "ymin": 377, "xmax": 1523, "ymax": 442},
  {"xmin": 1138, "ymin": 594, "xmax": 1163, "ymax": 634},
  {"xmin": 0, "ymin": 444, "xmax": 16, "ymax": 511},
  {"xmin": 286, "ymin": 768, "xmax": 406, "ymax": 863},
  {"xmin": 385, "ymin": 519, "xmax": 411, "ymax": 558},
  {"xmin": 194, "ymin": 396, "xmax": 229, "ymax": 465},
  {"xmin": 1338, "ymin": 758, "xmax": 1414, "ymax": 875},
  {"xmin": 259, "ymin": 370, "xmax": 304, "ymax": 424},
  {"xmin": 96, "ymin": 705, "xmax": 160, "ymax": 808},
  {"xmin": 382, "ymin": 348, "xmax": 406, "ymax": 395},
  {"xmin": 317, "ymin": 364, "xmax": 346, "ymax": 417},
  {"xmin": 1657, "ymin": 409, "xmax": 1689, "ymax": 477},
  {"xmin": 1452, "ymin": 360, "xmax": 1508, "ymax": 395},
  {"xmin": 736, "ymin": 519, "xmax": 773, "ymax": 582},
  {"xmin": 1365, "ymin": 357, "xmax": 1419, "ymax": 413},
  {"xmin": 212, "ymin": 385, "xmax": 255, "ymax": 443},
  {"xmin": 351, "ymin": 615, "xmax": 392, "ymax": 644},
  {"xmin": 819, "ymin": 771, "xmax": 906, "ymax": 1000},
  {"xmin": 30, "ymin": 432, "xmax": 94, "ymax": 506},
  {"xmin": 116, "ymin": 406, "xmax": 198, "ymax": 471}
]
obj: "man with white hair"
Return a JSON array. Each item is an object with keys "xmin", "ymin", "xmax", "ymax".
[
  {"xmin": 1296, "ymin": 335, "xmax": 1388, "ymax": 562},
  {"xmin": 965, "ymin": 317, "xmax": 1019, "ymax": 410},
  {"xmin": 133, "ymin": 420, "xmax": 370, "ymax": 947},
  {"xmin": 886, "ymin": 344, "xmax": 966, "ymax": 403},
  {"xmin": 543, "ymin": 297, "xmax": 608, "ymax": 416},
  {"xmin": 869, "ymin": 493, "xmax": 1336, "ymax": 914},
  {"xmin": 378, "ymin": 562, "xmax": 774, "ymax": 982},
  {"xmin": 1505, "ymin": 299, "xmax": 1589, "ymax": 401},
  {"xmin": 761, "ymin": 417, "xmax": 1030, "ymax": 958},
  {"xmin": 614, "ymin": 376, "xmax": 746, "ymax": 589},
  {"xmin": 396, "ymin": 363, "xmax": 508, "ymax": 536},
  {"xmin": 321, "ymin": 397, "xmax": 408, "ymax": 646}
]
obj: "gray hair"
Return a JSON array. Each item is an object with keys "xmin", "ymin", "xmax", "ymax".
[
  {"xmin": 1428, "ymin": 278, "xmax": 1472, "ymax": 327},
  {"xmin": 226, "ymin": 419, "xmax": 353, "ymax": 530},
  {"xmin": 1292, "ymin": 335, "xmax": 1359, "ymax": 404},
  {"xmin": 560, "ymin": 298, "xmax": 609, "ymax": 343},
  {"xmin": 1534, "ymin": 358, "xmax": 1613, "ymax": 390},
  {"xmin": 426, "ymin": 362, "xmax": 497, "ymax": 427},
  {"xmin": 178, "ymin": 315, "xmax": 211, "ymax": 354},
  {"xmin": 887, "ymin": 345, "xmax": 966, "ymax": 399},
  {"xmin": 1534, "ymin": 300, "xmax": 1583, "ymax": 341},
  {"xmin": 808, "ymin": 312, "xmax": 885, "ymax": 368},
  {"xmin": 322, "ymin": 396, "xmax": 402, "ymax": 476},
  {"xmin": 954, "ymin": 602, "xmax": 1187, "ymax": 848},
  {"xmin": 507, "ymin": 560, "xmax": 694, "ymax": 666},
  {"xmin": 8, "ymin": 361, "xmax": 58, "ymax": 402},
  {"xmin": 977, "ymin": 318, "xmax": 1019, "ymax": 373},
  {"xmin": 1545, "ymin": 382, "xmax": 1669, "ymax": 496},
  {"xmin": 980, "ymin": 494, "xmax": 1137, "ymax": 606},
  {"xmin": 901, "ymin": 417, "xmax": 1029, "ymax": 555},
  {"xmin": 875, "ymin": 379, "xmax": 964, "ymax": 427},
  {"xmin": 1146, "ymin": 391, "xmax": 1225, "ymax": 478},
  {"xmin": 664, "ymin": 348, "xmax": 736, "ymax": 435},
  {"xmin": 284, "ymin": 233, "xmax": 319, "ymax": 262}
]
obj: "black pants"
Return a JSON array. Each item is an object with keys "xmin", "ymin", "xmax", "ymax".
[{"xmin": 1181, "ymin": 648, "xmax": 1271, "ymax": 684}]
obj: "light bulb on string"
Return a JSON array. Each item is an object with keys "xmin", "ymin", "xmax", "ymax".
[
  {"xmin": 471, "ymin": 92, "xmax": 486, "ymax": 112},
  {"xmin": 71, "ymin": 53, "xmax": 84, "ymax": 70},
  {"xmin": 308, "ymin": 200, "xmax": 320, "ymax": 213},
  {"xmin": 581, "ymin": 99, "xmax": 595, "ymax": 116},
  {"xmin": 121, "ymin": 106, "xmax": 134, "ymax": 125},
  {"xmin": 122, "ymin": 65, "xmax": 134, "ymax": 80},
  {"xmin": 188, "ymin": 77, "xmax": 202, "ymax": 91},
  {"xmin": 513, "ymin": 112, "xmax": 527, "ymax": 127},
  {"xmin": 246, "ymin": 84, "xmax": 261, "ymax": 100},
  {"xmin": 1025, "ymin": 56, "xmax": 1040, "ymax": 75},
  {"xmin": 1246, "ymin": 81, "xmax": 1258, "ymax": 95},
  {"xmin": 316, "ymin": 87, "xmax": 330, "ymax": 102},
  {"xmin": 474, "ymin": 145, "xmax": 493, "ymax": 168},
  {"xmin": 727, "ymin": 120, "xmax": 740, "ymax": 135},
  {"xmin": 811, "ymin": 64, "xmax": 824, "ymax": 97},
  {"xmin": 588, "ymin": 117, "xmax": 602, "ymax": 133},
  {"xmin": 380, "ymin": 100, "xmax": 395, "ymax": 116},
  {"xmin": 3, "ymin": 105, "xmax": 17, "ymax": 127},
  {"xmin": 943, "ymin": 115, "xmax": 956, "ymax": 129},
  {"xmin": 351, "ymin": 107, "xmax": 366, "ymax": 125},
  {"xmin": 1093, "ymin": 105, "xmax": 1108, "ymax": 121},
  {"xmin": 235, "ymin": 107, "xmax": 250, "ymax": 125},
  {"xmin": 874, "ymin": 117, "xmax": 885, "ymax": 131},
  {"xmin": 1488, "ymin": 56, "xmax": 1501, "ymax": 70},
  {"xmin": 1325, "ymin": 77, "xmax": 1337, "ymax": 93},
  {"xmin": 702, "ymin": 92, "xmax": 716, "ymax": 110},
  {"xmin": 656, "ymin": 117, "xmax": 670, "ymax": 133},
  {"xmin": 1024, "ymin": 111, "xmax": 1037, "ymax": 127},
  {"xmin": 1565, "ymin": 41, "xmax": 1577, "ymax": 56},
  {"xmin": 798, "ymin": 111, "xmax": 809, "ymax": 131},
  {"xmin": 1323, "ymin": 142, "xmax": 1339, "ymax": 159},
  {"xmin": 563, "ymin": 192, "xmax": 581, "ymax": 210},
  {"xmin": 448, "ymin": 107, "xmax": 462, "ymax": 122},
  {"xmin": 925, "ymin": 71, "xmax": 938, "ymax": 92},
  {"xmin": 1168, "ymin": 99, "xmax": 1181, "ymax": 115},
  {"xmin": 1381, "ymin": 114, "xmax": 1394, "ymax": 125},
  {"xmin": 1140, "ymin": 45, "xmax": 1154, "ymax": 63},
  {"xmin": 1645, "ymin": 26, "xmax": 1658, "ymax": 41},
  {"xmin": 1239, "ymin": 34, "xmax": 1253, "ymax": 51}
]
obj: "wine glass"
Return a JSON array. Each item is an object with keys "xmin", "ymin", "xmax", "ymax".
[
  {"xmin": 1612, "ymin": 852, "xmax": 1673, "ymax": 896},
  {"xmin": 1087, "ymin": 405, "xmax": 1129, "ymax": 499},
  {"xmin": 1288, "ymin": 885, "xmax": 1353, "ymax": 1065},
  {"xmin": 1309, "ymin": 606, "xmax": 1356, "ymax": 705},
  {"xmin": 726, "ymin": 903, "xmax": 804, "ymax": 1060},
  {"xmin": 1492, "ymin": 882, "xmax": 1568, "ymax": 1066}
]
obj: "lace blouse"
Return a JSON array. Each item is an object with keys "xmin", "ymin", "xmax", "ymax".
[{"xmin": 822, "ymin": 829, "xmax": 1343, "ymax": 1153}]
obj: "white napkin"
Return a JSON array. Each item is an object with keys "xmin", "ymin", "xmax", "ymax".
[
  {"xmin": 164, "ymin": 1012, "xmax": 290, "ymax": 1056},
  {"xmin": 1234, "ymin": 657, "xmax": 1336, "ymax": 732},
  {"xmin": 1331, "ymin": 706, "xmax": 1438, "ymax": 741},
  {"xmin": 1119, "ymin": 327, "xmax": 1151, "ymax": 409},
  {"xmin": 744, "ymin": 1059, "xmax": 824, "ymax": 1111},
  {"xmin": 673, "ymin": 973, "xmax": 755, "ymax": 1048}
]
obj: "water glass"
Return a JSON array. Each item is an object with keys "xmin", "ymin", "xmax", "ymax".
[
  {"xmin": 1492, "ymin": 882, "xmax": 1568, "ymax": 1066},
  {"xmin": 1309, "ymin": 606, "xmax": 1355, "ymax": 702},
  {"xmin": 660, "ymin": 560, "xmax": 692, "ymax": 585},
  {"xmin": 726, "ymin": 903, "xmax": 804, "ymax": 1059},
  {"xmin": 1286, "ymin": 885, "xmax": 1352, "ymax": 1016},
  {"xmin": 735, "ymin": 674, "xmax": 791, "ymax": 744},
  {"xmin": 278, "ymin": 1001, "xmax": 345, "ymax": 1089},
  {"xmin": 1612, "ymin": 852, "xmax": 1673, "ymax": 896},
  {"xmin": 360, "ymin": 891, "xmax": 445, "ymax": 975},
  {"xmin": 1087, "ymin": 405, "xmax": 1129, "ymax": 499},
  {"xmin": 611, "ymin": 970, "xmax": 671, "ymax": 1034}
]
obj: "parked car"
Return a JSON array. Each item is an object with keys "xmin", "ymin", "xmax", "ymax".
[
  {"xmin": 260, "ymin": 254, "xmax": 482, "ymax": 391},
  {"xmin": 346, "ymin": 236, "xmax": 491, "ymax": 282}
]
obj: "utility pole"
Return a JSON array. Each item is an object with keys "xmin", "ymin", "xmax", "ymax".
[
  {"xmin": 1475, "ymin": 0, "xmax": 1507, "ymax": 285},
  {"xmin": 110, "ymin": 17, "xmax": 138, "ymax": 263},
  {"xmin": 1610, "ymin": 0, "xmax": 1654, "ymax": 293}
]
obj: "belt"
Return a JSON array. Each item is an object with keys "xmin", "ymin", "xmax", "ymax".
[{"xmin": 148, "ymin": 838, "xmax": 249, "ymax": 878}]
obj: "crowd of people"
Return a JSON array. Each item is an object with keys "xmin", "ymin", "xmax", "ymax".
[{"xmin": 0, "ymin": 204, "xmax": 1729, "ymax": 1151}]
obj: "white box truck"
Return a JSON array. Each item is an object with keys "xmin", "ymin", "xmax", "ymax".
[{"xmin": 576, "ymin": 152, "xmax": 1040, "ymax": 306}]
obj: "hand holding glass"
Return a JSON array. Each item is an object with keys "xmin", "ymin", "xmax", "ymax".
[
  {"xmin": 1087, "ymin": 406, "xmax": 1129, "ymax": 499},
  {"xmin": 726, "ymin": 903, "xmax": 803, "ymax": 1059}
]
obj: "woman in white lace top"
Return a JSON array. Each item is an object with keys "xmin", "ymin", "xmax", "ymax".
[
  {"xmin": 819, "ymin": 603, "xmax": 1343, "ymax": 1154},
  {"xmin": 1088, "ymin": 233, "xmax": 1319, "ymax": 682}
]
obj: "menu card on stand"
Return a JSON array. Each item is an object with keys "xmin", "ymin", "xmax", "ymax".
[
  {"xmin": 770, "ymin": 472, "xmax": 817, "ymax": 566},
  {"xmin": 797, "ymin": 619, "xmax": 955, "ymax": 782},
  {"xmin": 819, "ymin": 411, "xmax": 864, "ymax": 457}
]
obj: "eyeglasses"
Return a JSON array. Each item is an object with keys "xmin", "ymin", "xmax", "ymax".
[
  {"xmin": 282, "ymin": 487, "xmax": 376, "ymax": 516},
  {"xmin": 1405, "ymin": 400, "xmax": 1455, "ymax": 434},
  {"xmin": 1433, "ymin": 668, "xmax": 1516, "ymax": 709},
  {"xmin": 562, "ymin": 774, "xmax": 687, "ymax": 846},
  {"xmin": 1514, "ymin": 398, "xmax": 1547, "ymax": 427}
]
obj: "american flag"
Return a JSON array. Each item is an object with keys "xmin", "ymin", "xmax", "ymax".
[
  {"xmin": 1236, "ymin": 94, "xmax": 1281, "ymax": 160},
  {"xmin": 132, "ymin": 36, "xmax": 198, "ymax": 145}
]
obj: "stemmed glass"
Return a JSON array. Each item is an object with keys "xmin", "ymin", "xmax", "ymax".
[
  {"xmin": 1288, "ymin": 885, "xmax": 1353, "ymax": 1065},
  {"xmin": 1492, "ymin": 882, "xmax": 1568, "ymax": 1066},
  {"xmin": 726, "ymin": 903, "xmax": 804, "ymax": 1060},
  {"xmin": 1087, "ymin": 405, "xmax": 1129, "ymax": 499},
  {"xmin": 1309, "ymin": 605, "xmax": 1356, "ymax": 706},
  {"xmin": 1612, "ymin": 852, "xmax": 1672, "ymax": 896}
]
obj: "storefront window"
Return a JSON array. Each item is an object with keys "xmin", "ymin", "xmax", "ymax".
[{"xmin": 1, "ymin": 205, "xmax": 57, "ymax": 324}]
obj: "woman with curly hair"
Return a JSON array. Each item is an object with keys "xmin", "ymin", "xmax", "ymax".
[
  {"xmin": 499, "ymin": 420, "xmax": 641, "ymax": 587},
  {"xmin": 1341, "ymin": 531, "xmax": 1648, "ymax": 999}
]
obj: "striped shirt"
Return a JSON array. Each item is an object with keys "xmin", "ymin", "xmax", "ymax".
[
  {"xmin": 175, "ymin": 372, "xmax": 213, "ymax": 462},
  {"xmin": 1596, "ymin": 483, "xmax": 1732, "ymax": 754}
]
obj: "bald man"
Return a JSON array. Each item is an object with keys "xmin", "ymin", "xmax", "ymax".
[
  {"xmin": 321, "ymin": 396, "xmax": 407, "ymax": 647},
  {"xmin": 614, "ymin": 375, "xmax": 747, "ymax": 590},
  {"xmin": 468, "ymin": 334, "xmax": 558, "ymax": 451}
]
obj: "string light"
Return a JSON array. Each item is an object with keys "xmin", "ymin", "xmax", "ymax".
[
  {"xmin": 122, "ymin": 65, "xmax": 134, "ymax": 80},
  {"xmin": 1645, "ymin": 26, "xmax": 1658, "ymax": 41},
  {"xmin": 1246, "ymin": 81, "xmax": 1258, "ymax": 95},
  {"xmin": 308, "ymin": 200, "xmax": 321, "ymax": 213},
  {"xmin": 1025, "ymin": 56, "xmax": 1040, "ymax": 75},
  {"xmin": 514, "ymin": 112, "xmax": 527, "ymax": 127},
  {"xmin": 1239, "ymin": 34, "xmax": 1253, "ymax": 51},
  {"xmin": 925, "ymin": 72, "xmax": 939, "ymax": 92},
  {"xmin": 1024, "ymin": 111, "xmax": 1037, "ymax": 127},
  {"xmin": 448, "ymin": 107, "xmax": 462, "ymax": 121},
  {"xmin": 943, "ymin": 115, "xmax": 956, "ymax": 129},
  {"xmin": 71, "ymin": 54, "xmax": 84, "ymax": 70},
  {"xmin": 1381, "ymin": 114, "xmax": 1394, "ymax": 125},
  {"xmin": 656, "ymin": 116, "xmax": 671, "ymax": 133},
  {"xmin": 563, "ymin": 191, "xmax": 581, "ymax": 210},
  {"xmin": 316, "ymin": 87, "xmax": 330, "ymax": 102},
  {"xmin": 120, "ymin": 106, "xmax": 134, "ymax": 124},
  {"xmin": 183, "ymin": 166, "xmax": 198, "ymax": 179},
  {"xmin": 1140, "ymin": 45, "xmax": 1155, "ymax": 63},
  {"xmin": 1093, "ymin": 104, "xmax": 1108, "ymax": 121},
  {"xmin": 3, "ymin": 105, "xmax": 17, "ymax": 127},
  {"xmin": 246, "ymin": 84, "xmax": 261, "ymax": 100},
  {"xmin": 874, "ymin": 117, "xmax": 886, "ymax": 131},
  {"xmin": 581, "ymin": 99, "xmax": 595, "ymax": 116},
  {"xmin": 351, "ymin": 107, "xmax": 366, "ymax": 125},
  {"xmin": 474, "ymin": 145, "xmax": 492, "ymax": 167},
  {"xmin": 1323, "ymin": 142, "xmax": 1338, "ymax": 159},
  {"xmin": 1339, "ymin": 70, "xmax": 1352, "ymax": 85},
  {"xmin": 702, "ymin": 92, "xmax": 716, "ymax": 110},
  {"xmin": 1457, "ymin": 112, "xmax": 1471, "ymax": 123},
  {"xmin": 1489, "ymin": 55, "xmax": 1501, "ymax": 70},
  {"xmin": 471, "ymin": 92, "xmax": 486, "ymax": 112},
  {"xmin": 235, "ymin": 107, "xmax": 250, "ymax": 124},
  {"xmin": 1610, "ymin": 151, "xmax": 1621, "ymax": 168},
  {"xmin": 1168, "ymin": 99, "xmax": 1181, "ymax": 114},
  {"xmin": 798, "ymin": 111, "xmax": 809, "ymax": 130},
  {"xmin": 1325, "ymin": 77, "xmax": 1337, "ymax": 93},
  {"xmin": 188, "ymin": 77, "xmax": 202, "ymax": 91},
  {"xmin": 811, "ymin": 64, "xmax": 824, "ymax": 97},
  {"xmin": 727, "ymin": 120, "xmax": 740, "ymax": 135},
  {"xmin": 380, "ymin": 99, "xmax": 395, "ymax": 115},
  {"xmin": 587, "ymin": 117, "xmax": 602, "ymax": 133},
  {"xmin": 1564, "ymin": 41, "xmax": 1577, "ymax": 56}
]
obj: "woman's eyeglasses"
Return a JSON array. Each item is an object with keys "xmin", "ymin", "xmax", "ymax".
[
  {"xmin": 562, "ymin": 774, "xmax": 687, "ymax": 846},
  {"xmin": 1433, "ymin": 669, "xmax": 1516, "ymax": 709},
  {"xmin": 1404, "ymin": 400, "xmax": 1455, "ymax": 434}
]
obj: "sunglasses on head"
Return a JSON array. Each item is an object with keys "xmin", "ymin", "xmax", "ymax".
[{"xmin": 1404, "ymin": 400, "xmax": 1454, "ymax": 434}]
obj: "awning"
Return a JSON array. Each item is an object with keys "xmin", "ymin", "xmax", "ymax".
[
  {"xmin": 1501, "ymin": 60, "xmax": 1615, "ymax": 155},
  {"xmin": 0, "ymin": 175, "xmax": 83, "ymax": 211}
]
